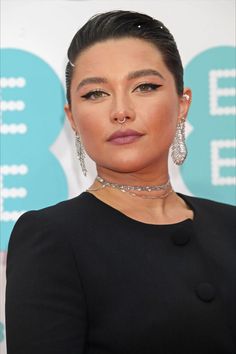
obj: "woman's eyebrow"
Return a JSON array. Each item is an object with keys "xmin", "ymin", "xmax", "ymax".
[
  {"xmin": 76, "ymin": 69, "xmax": 164, "ymax": 91},
  {"xmin": 76, "ymin": 77, "xmax": 107, "ymax": 91},
  {"xmin": 127, "ymin": 69, "xmax": 165, "ymax": 80}
]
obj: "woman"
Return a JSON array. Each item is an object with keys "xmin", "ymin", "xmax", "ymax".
[{"xmin": 5, "ymin": 10, "xmax": 236, "ymax": 354}]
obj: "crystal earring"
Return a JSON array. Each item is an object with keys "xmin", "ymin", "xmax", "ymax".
[
  {"xmin": 171, "ymin": 117, "xmax": 187, "ymax": 165},
  {"xmin": 75, "ymin": 132, "xmax": 87, "ymax": 176}
]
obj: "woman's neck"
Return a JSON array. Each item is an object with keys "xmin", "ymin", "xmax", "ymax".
[
  {"xmin": 95, "ymin": 166, "xmax": 169, "ymax": 187},
  {"xmin": 87, "ymin": 168, "xmax": 194, "ymax": 225}
]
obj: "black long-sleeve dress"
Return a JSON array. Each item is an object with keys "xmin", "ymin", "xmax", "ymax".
[{"xmin": 5, "ymin": 192, "xmax": 236, "ymax": 354}]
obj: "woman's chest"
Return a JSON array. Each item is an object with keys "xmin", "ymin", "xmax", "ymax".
[{"xmin": 72, "ymin": 225, "xmax": 236, "ymax": 353}]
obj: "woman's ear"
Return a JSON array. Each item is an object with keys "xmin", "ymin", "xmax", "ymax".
[
  {"xmin": 178, "ymin": 88, "xmax": 192, "ymax": 122},
  {"xmin": 64, "ymin": 104, "xmax": 77, "ymax": 132}
]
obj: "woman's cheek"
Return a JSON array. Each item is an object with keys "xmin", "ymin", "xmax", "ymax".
[
  {"xmin": 72, "ymin": 106, "xmax": 92, "ymax": 131},
  {"xmin": 78, "ymin": 113, "xmax": 104, "ymax": 147},
  {"xmin": 142, "ymin": 105, "xmax": 167, "ymax": 127}
]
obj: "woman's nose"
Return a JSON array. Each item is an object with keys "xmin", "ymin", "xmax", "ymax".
[{"xmin": 110, "ymin": 96, "xmax": 136, "ymax": 124}]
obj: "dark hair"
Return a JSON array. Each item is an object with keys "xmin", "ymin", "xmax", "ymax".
[{"xmin": 65, "ymin": 10, "xmax": 184, "ymax": 105}]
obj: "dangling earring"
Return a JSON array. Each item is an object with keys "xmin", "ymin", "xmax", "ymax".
[
  {"xmin": 75, "ymin": 132, "xmax": 87, "ymax": 176},
  {"xmin": 171, "ymin": 117, "xmax": 187, "ymax": 165}
]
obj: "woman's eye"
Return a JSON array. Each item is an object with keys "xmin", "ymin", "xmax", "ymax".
[
  {"xmin": 81, "ymin": 90, "xmax": 109, "ymax": 100},
  {"xmin": 134, "ymin": 83, "xmax": 162, "ymax": 92}
]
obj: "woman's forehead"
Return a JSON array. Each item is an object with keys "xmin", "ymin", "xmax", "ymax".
[
  {"xmin": 75, "ymin": 37, "xmax": 162, "ymax": 63},
  {"xmin": 73, "ymin": 38, "xmax": 167, "ymax": 79}
]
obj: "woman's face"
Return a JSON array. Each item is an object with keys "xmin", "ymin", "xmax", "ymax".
[{"xmin": 65, "ymin": 37, "xmax": 191, "ymax": 174}]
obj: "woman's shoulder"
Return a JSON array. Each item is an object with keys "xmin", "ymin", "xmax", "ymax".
[
  {"xmin": 8, "ymin": 192, "xmax": 94, "ymax": 248},
  {"xmin": 178, "ymin": 192, "xmax": 235, "ymax": 224},
  {"xmin": 39, "ymin": 191, "xmax": 93, "ymax": 214},
  {"xmin": 16, "ymin": 191, "xmax": 94, "ymax": 226},
  {"xmin": 7, "ymin": 192, "xmax": 99, "ymax": 263},
  {"xmin": 179, "ymin": 192, "xmax": 235, "ymax": 208}
]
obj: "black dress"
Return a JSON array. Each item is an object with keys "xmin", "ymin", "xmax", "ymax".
[{"xmin": 5, "ymin": 192, "xmax": 236, "ymax": 354}]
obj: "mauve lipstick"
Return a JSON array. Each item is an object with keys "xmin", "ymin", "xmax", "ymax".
[{"xmin": 107, "ymin": 129, "xmax": 144, "ymax": 145}]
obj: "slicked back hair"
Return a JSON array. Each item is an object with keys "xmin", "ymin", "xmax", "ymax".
[{"xmin": 65, "ymin": 10, "xmax": 184, "ymax": 105}]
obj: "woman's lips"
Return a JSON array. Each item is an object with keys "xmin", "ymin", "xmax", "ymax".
[{"xmin": 107, "ymin": 129, "xmax": 144, "ymax": 145}]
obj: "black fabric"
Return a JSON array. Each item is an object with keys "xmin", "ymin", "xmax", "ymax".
[{"xmin": 5, "ymin": 192, "xmax": 236, "ymax": 354}]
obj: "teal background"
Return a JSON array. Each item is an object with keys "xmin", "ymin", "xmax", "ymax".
[
  {"xmin": 182, "ymin": 46, "xmax": 236, "ymax": 205},
  {"xmin": 0, "ymin": 48, "xmax": 68, "ymax": 251}
]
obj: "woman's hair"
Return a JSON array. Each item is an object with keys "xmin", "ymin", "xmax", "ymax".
[{"xmin": 65, "ymin": 10, "xmax": 184, "ymax": 105}]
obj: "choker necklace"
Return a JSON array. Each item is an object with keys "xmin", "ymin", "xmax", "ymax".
[{"xmin": 87, "ymin": 175, "xmax": 173, "ymax": 199}]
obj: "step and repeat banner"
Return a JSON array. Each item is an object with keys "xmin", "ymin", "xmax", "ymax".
[{"xmin": 0, "ymin": 0, "xmax": 235, "ymax": 351}]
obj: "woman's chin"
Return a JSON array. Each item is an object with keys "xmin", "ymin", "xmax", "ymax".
[{"xmin": 98, "ymin": 159, "xmax": 164, "ymax": 175}]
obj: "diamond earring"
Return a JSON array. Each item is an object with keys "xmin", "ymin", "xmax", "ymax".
[
  {"xmin": 171, "ymin": 117, "xmax": 187, "ymax": 165},
  {"xmin": 75, "ymin": 132, "xmax": 87, "ymax": 176}
]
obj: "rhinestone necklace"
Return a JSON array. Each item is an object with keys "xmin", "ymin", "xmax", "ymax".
[{"xmin": 87, "ymin": 175, "xmax": 173, "ymax": 200}]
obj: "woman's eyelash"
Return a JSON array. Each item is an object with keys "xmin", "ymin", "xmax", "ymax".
[
  {"xmin": 134, "ymin": 83, "xmax": 162, "ymax": 92},
  {"xmin": 81, "ymin": 83, "xmax": 162, "ymax": 100},
  {"xmin": 81, "ymin": 90, "xmax": 109, "ymax": 100}
]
